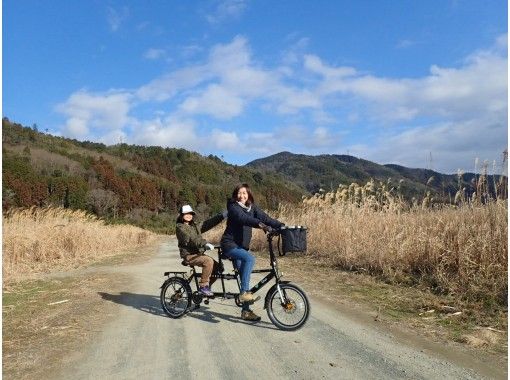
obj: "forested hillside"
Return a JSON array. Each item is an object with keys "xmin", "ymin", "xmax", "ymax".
[{"xmin": 2, "ymin": 118, "xmax": 304, "ymax": 233}]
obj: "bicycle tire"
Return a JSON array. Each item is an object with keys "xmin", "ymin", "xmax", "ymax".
[
  {"xmin": 160, "ymin": 277, "xmax": 192, "ymax": 318},
  {"xmin": 266, "ymin": 283, "xmax": 310, "ymax": 331}
]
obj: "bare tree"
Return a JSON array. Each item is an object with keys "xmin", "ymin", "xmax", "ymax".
[{"xmin": 86, "ymin": 189, "xmax": 119, "ymax": 217}]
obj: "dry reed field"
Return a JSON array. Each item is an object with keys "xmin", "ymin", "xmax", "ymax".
[
  {"xmin": 244, "ymin": 178, "xmax": 508, "ymax": 307},
  {"xmin": 2, "ymin": 207, "xmax": 157, "ymax": 284}
]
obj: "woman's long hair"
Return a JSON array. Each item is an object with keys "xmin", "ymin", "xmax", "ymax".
[{"xmin": 230, "ymin": 183, "xmax": 255, "ymax": 206}]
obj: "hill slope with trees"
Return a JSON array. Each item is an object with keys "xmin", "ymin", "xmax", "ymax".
[
  {"xmin": 2, "ymin": 118, "xmax": 304, "ymax": 233},
  {"xmin": 247, "ymin": 151, "xmax": 506, "ymax": 202}
]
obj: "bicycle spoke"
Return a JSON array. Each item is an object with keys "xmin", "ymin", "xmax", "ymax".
[{"xmin": 270, "ymin": 287, "xmax": 308, "ymax": 327}]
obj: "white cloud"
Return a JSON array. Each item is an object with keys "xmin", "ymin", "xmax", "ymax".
[
  {"xmin": 281, "ymin": 37, "xmax": 310, "ymax": 65},
  {"xmin": 309, "ymin": 127, "xmax": 337, "ymax": 148},
  {"xmin": 55, "ymin": 90, "xmax": 132, "ymax": 139},
  {"xmin": 312, "ymin": 110, "xmax": 337, "ymax": 124},
  {"xmin": 107, "ymin": 6, "xmax": 129, "ymax": 32},
  {"xmin": 242, "ymin": 131, "xmax": 282, "ymax": 154},
  {"xmin": 349, "ymin": 117, "xmax": 507, "ymax": 173},
  {"xmin": 274, "ymin": 88, "xmax": 321, "ymax": 114},
  {"xmin": 143, "ymin": 48, "xmax": 166, "ymax": 60},
  {"xmin": 307, "ymin": 37, "xmax": 507, "ymax": 123},
  {"xmin": 326, "ymin": 34, "xmax": 507, "ymax": 173},
  {"xmin": 130, "ymin": 117, "xmax": 199, "ymax": 149},
  {"xmin": 139, "ymin": 36, "xmax": 321, "ymax": 120},
  {"xmin": 136, "ymin": 65, "xmax": 211, "ymax": 102},
  {"xmin": 179, "ymin": 84, "xmax": 245, "ymax": 119},
  {"xmin": 55, "ymin": 34, "xmax": 507, "ymax": 172},
  {"xmin": 206, "ymin": 0, "xmax": 249, "ymax": 24},
  {"xmin": 496, "ymin": 33, "xmax": 507, "ymax": 47},
  {"xmin": 208, "ymin": 35, "xmax": 251, "ymax": 72},
  {"xmin": 256, "ymin": 125, "xmax": 340, "ymax": 152},
  {"xmin": 396, "ymin": 39, "xmax": 417, "ymax": 49},
  {"xmin": 304, "ymin": 55, "xmax": 357, "ymax": 78},
  {"xmin": 210, "ymin": 129, "xmax": 241, "ymax": 150},
  {"xmin": 208, "ymin": 125, "xmax": 340, "ymax": 155},
  {"xmin": 100, "ymin": 129, "xmax": 128, "ymax": 145},
  {"xmin": 64, "ymin": 117, "xmax": 89, "ymax": 138}
]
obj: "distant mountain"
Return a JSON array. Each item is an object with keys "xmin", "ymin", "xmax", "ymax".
[
  {"xmin": 246, "ymin": 151, "xmax": 504, "ymax": 201},
  {"xmin": 2, "ymin": 119, "xmax": 304, "ymax": 233}
]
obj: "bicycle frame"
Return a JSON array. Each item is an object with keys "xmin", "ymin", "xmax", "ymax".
[{"xmin": 164, "ymin": 231, "xmax": 283, "ymax": 302}]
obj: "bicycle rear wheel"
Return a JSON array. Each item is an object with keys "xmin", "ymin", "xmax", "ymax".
[
  {"xmin": 266, "ymin": 283, "xmax": 310, "ymax": 331},
  {"xmin": 160, "ymin": 277, "xmax": 192, "ymax": 318}
]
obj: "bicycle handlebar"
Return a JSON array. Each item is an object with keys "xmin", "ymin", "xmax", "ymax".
[
  {"xmin": 266, "ymin": 227, "xmax": 282, "ymax": 237},
  {"xmin": 267, "ymin": 225, "xmax": 305, "ymax": 238},
  {"xmin": 271, "ymin": 229, "xmax": 281, "ymax": 234}
]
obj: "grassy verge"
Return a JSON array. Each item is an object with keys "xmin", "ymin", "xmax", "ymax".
[
  {"xmin": 3, "ymin": 275, "xmax": 129, "ymax": 379},
  {"xmin": 272, "ymin": 254, "xmax": 507, "ymax": 357}
]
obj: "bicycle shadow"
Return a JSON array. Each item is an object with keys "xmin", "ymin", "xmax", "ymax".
[
  {"xmin": 98, "ymin": 291, "xmax": 167, "ymax": 317},
  {"xmin": 98, "ymin": 291, "xmax": 278, "ymax": 330},
  {"xmin": 187, "ymin": 302, "xmax": 278, "ymax": 330}
]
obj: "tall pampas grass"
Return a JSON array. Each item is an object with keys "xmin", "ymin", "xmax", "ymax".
[
  {"xmin": 3, "ymin": 207, "xmax": 157, "ymax": 284},
  {"xmin": 248, "ymin": 176, "xmax": 508, "ymax": 305}
]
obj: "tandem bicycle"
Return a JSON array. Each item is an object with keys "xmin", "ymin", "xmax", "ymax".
[{"xmin": 160, "ymin": 226, "xmax": 310, "ymax": 331}]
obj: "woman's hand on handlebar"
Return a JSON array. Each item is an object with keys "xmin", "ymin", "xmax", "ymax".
[{"xmin": 258, "ymin": 222, "xmax": 273, "ymax": 233}]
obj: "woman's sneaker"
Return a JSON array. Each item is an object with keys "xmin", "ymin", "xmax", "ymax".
[
  {"xmin": 199, "ymin": 286, "xmax": 214, "ymax": 297},
  {"xmin": 239, "ymin": 292, "xmax": 260, "ymax": 303},
  {"xmin": 241, "ymin": 310, "xmax": 261, "ymax": 322}
]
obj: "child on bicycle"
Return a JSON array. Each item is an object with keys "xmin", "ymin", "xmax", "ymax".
[{"xmin": 176, "ymin": 204, "xmax": 226, "ymax": 297}]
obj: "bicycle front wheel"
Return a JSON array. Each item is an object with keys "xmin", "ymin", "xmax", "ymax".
[
  {"xmin": 160, "ymin": 277, "xmax": 192, "ymax": 318},
  {"xmin": 266, "ymin": 283, "xmax": 310, "ymax": 331}
]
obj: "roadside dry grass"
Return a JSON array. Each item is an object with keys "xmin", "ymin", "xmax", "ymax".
[
  {"xmin": 2, "ymin": 207, "xmax": 158, "ymax": 285},
  {"xmin": 266, "ymin": 196, "xmax": 507, "ymax": 307}
]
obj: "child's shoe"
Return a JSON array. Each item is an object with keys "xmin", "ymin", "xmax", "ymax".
[{"xmin": 199, "ymin": 286, "xmax": 214, "ymax": 297}]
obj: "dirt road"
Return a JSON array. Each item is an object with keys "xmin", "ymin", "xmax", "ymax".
[{"xmin": 55, "ymin": 237, "xmax": 502, "ymax": 380}]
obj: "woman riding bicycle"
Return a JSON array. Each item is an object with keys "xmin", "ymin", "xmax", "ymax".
[{"xmin": 220, "ymin": 183, "xmax": 284, "ymax": 322}]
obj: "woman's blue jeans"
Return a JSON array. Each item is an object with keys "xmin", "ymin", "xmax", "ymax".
[{"xmin": 224, "ymin": 247, "xmax": 255, "ymax": 290}]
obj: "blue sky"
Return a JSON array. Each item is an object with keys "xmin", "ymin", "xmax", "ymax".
[{"xmin": 4, "ymin": 0, "xmax": 508, "ymax": 173}]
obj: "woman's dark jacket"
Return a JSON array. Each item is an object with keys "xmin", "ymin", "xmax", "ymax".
[
  {"xmin": 220, "ymin": 200, "xmax": 283, "ymax": 253},
  {"xmin": 176, "ymin": 213, "xmax": 224, "ymax": 259}
]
